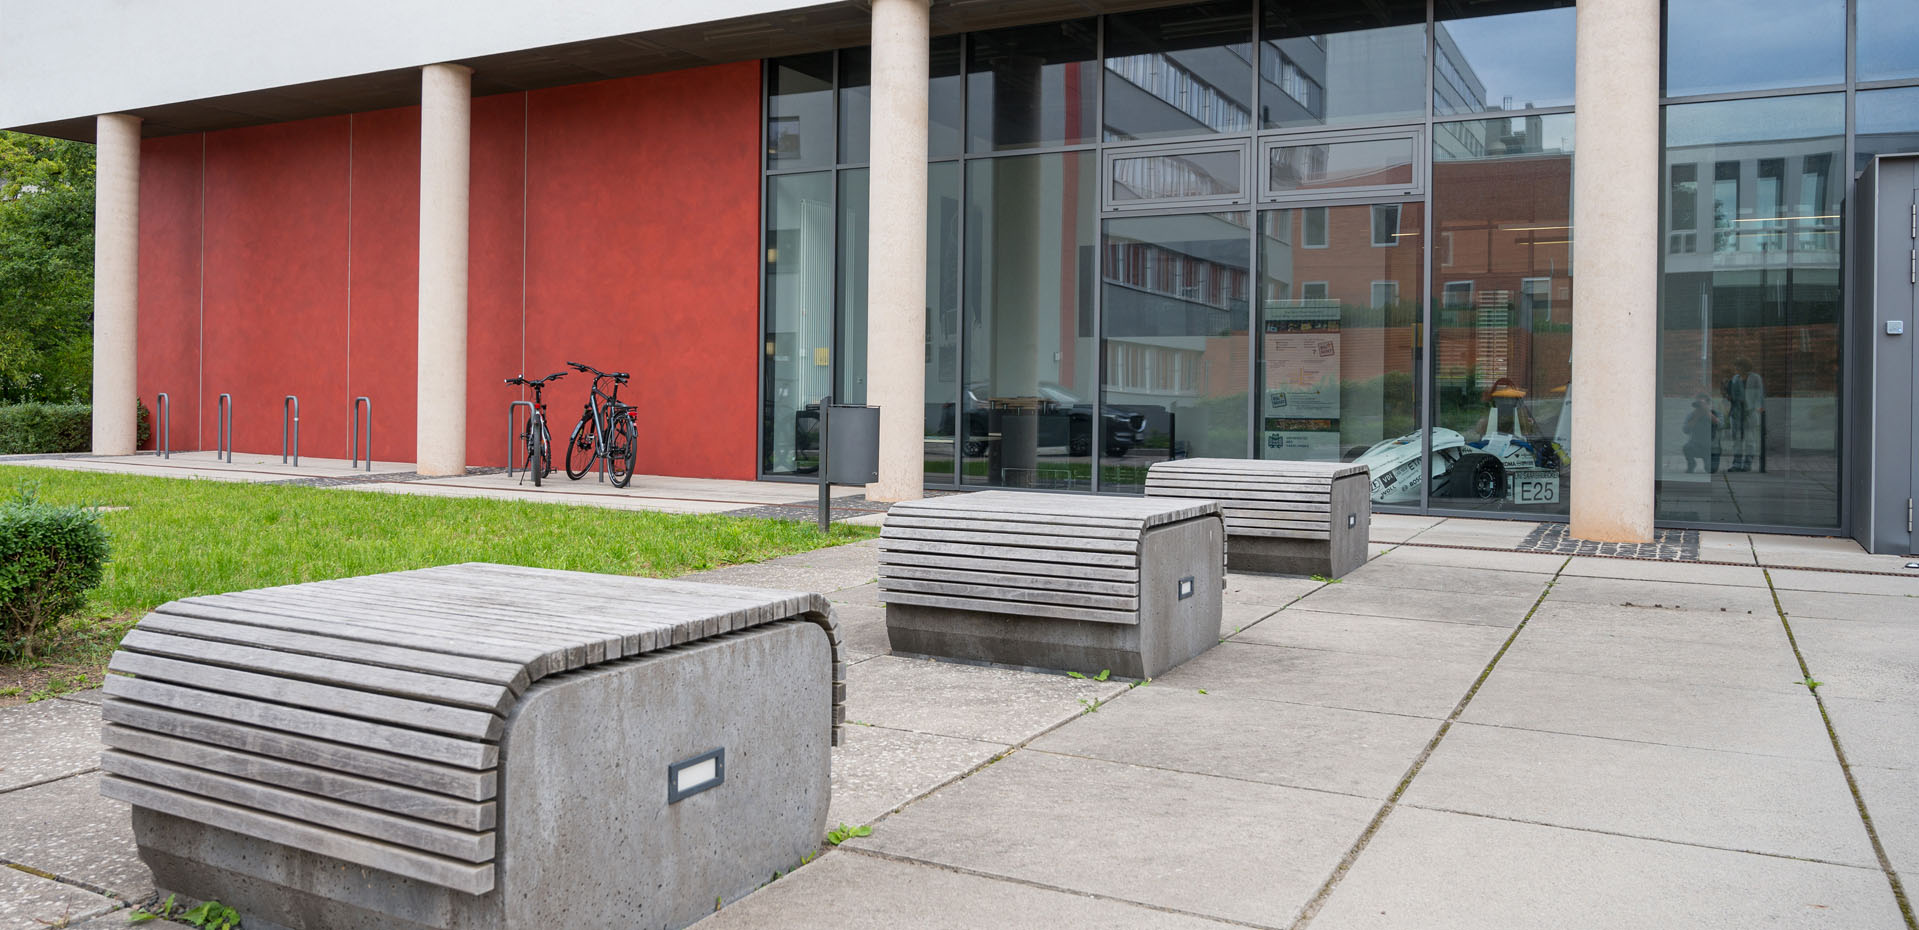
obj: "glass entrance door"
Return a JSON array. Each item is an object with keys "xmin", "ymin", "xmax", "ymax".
[{"xmin": 1254, "ymin": 202, "xmax": 1424, "ymax": 504}]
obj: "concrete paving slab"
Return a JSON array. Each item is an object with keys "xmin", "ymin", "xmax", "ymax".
[
  {"xmin": 1231, "ymin": 609, "xmax": 1512, "ymax": 666},
  {"xmin": 1308, "ymin": 806, "xmax": 1905, "ymax": 930},
  {"xmin": 848, "ymin": 750, "xmax": 1377, "ymax": 927},
  {"xmin": 1790, "ymin": 617, "xmax": 1919, "ymax": 704},
  {"xmin": 0, "ymin": 773, "xmax": 152, "ymax": 900},
  {"xmin": 1751, "ymin": 535, "xmax": 1915, "ymax": 573},
  {"xmin": 696, "ymin": 850, "xmax": 1244, "ymax": 930},
  {"xmin": 68, "ymin": 913, "xmax": 192, "ymax": 930},
  {"xmin": 1030, "ymin": 685, "xmax": 1435, "ymax": 798},
  {"xmin": 1822, "ymin": 696, "xmax": 1919, "ymax": 770},
  {"xmin": 0, "ymin": 865, "xmax": 120, "ymax": 930},
  {"xmin": 1402, "ymin": 724, "xmax": 1878, "ymax": 866},
  {"xmin": 1521, "ymin": 600, "xmax": 1788, "ymax": 648},
  {"xmin": 1695, "ymin": 531, "xmax": 1758, "ymax": 564},
  {"xmin": 1544, "ymin": 575, "xmax": 1778, "ymax": 613},
  {"xmin": 1460, "ymin": 667, "xmax": 1834, "ymax": 760},
  {"xmin": 828, "ymin": 582, "xmax": 884, "ymax": 606},
  {"xmin": 1336, "ymin": 562, "xmax": 1553, "ymax": 599},
  {"xmin": 1422, "ymin": 518, "xmax": 1541, "ymax": 540},
  {"xmin": 1777, "ymin": 589, "xmax": 1919, "ymax": 624},
  {"xmin": 0, "ymin": 700, "xmax": 103, "ymax": 791},
  {"xmin": 1222, "ymin": 573, "xmax": 1326, "ymax": 607},
  {"xmin": 827, "ymin": 726, "xmax": 1004, "ymax": 829},
  {"xmin": 57, "ymin": 689, "xmax": 106, "ymax": 707},
  {"xmin": 1560, "ymin": 557, "xmax": 1769, "ymax": 587},
  {"xmin": 1288, "ymin": 582, "xmax": 1538, "ymax": 627},
  {"xmin": 1366, "ymin": 514, "xmax": 1444, "ymax": 544},
  {"xmin": 1155, "ymin": 642, "xmax": 1484, "ymax": 719},
  {"xmin": 841, "ymin": 656, "xmax": 1127, "ymax": 743},
  {"xmin": 1494, "ymin": 623, "xmax": 1807, "ymax": 695},
  {"xmin": 1850, "ymin": 766, "xmax": 1919, "ymax": 879},
  {"xmin": 1219, "ymin": 601, "xmax": 1283, "ymax": 638},
  {"xmin": 1366, "ymin": 545, "xmax": 1565, "ymax": 575},
  {"xmin": 683, "ymin": 544, "xmax": 878, "ymax": 594},
  {"xmin": 827, "ymin": 603, "xmax": 891, "ymax": 658},
  {"xmin": 1770, "ymin": 568, "xmax": 1919, "ymax": 597}
]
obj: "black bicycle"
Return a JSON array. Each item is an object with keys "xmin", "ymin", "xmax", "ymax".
[
  {"xmin": 563, "ymin": 361, "xmax": 638, "ymax": 487},
  {"xmin": 504, "ymin": 371, "xmax": 566, "ymax": 486}
]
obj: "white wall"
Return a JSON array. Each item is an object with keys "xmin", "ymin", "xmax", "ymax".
[{"xmin": 0, "ymin": 0, "xmax": 821, "ymax": 129}]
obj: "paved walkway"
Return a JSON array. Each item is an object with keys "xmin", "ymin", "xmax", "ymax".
[{"xmin": 1, "ymin": 517, "xmax": 1915, "ymax": 928}]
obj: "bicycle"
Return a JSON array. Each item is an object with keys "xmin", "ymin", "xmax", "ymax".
[
  {"xmin": 563, "ymin": 361, "xmax": 638, "ymax": 488},
  {"xmin": 503, "ymin": 370, "xmax": 566, "ymax": 486}
]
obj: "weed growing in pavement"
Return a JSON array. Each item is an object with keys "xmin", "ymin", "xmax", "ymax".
[
  {"xmin": 1310, "ymin": 574, "xmax": 1342, "ymax": 583},
  {"xmin": 130, "ymin": 895, "xmax": 240, "ymax": 929},
  {"xmin": 1065, "ymin": 669, "xmax": 1112, "ymax": 681},
  {"xmin": 826, "ymin": 823, "xmax": 871, "ymax": 845},
  {"xmin": 1799, "ymin": 676, "xmax": 1824, "ymax": 691}
]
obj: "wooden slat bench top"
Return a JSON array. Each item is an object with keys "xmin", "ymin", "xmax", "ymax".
[
  {"xmin": 880, "ymin": 491, "xmax": 1223, "ymax": 625},
  {"xmin": 1146, "ymin": 457, "xmax": 1367, "ymax": 480},
  {"xmin": 101, "ymin": 563, "xmax": 843, "ymax": 897}
]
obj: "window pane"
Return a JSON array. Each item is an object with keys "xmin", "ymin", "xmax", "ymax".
[
  {"xmin": 1663, "ymin": 0, "xmax": 1843, "ymax": 97},
  {"xmin": 963, "ymin": 153, "xmax": 1100, "ymax": 487},
  {"xmin": 1267, "ymin": 137, "xmax": 1415, "ymax": 194},
  {"xmin": 762, "ymin": 172, "xmax": 835, "ymax": 475},
  {"xmin": 1103, "ymin": 0, "xmax": 1254, "ymax": 143},
  {"xmin": 1102, "ymin": 212, "xmax": 1253, "ymax": 493},
  {"xmin": 838, "ymin": 37, "xmax": 965, "ymax": 164},
  {"xmin": 967, "ymin": 19, "xmax": 1099, "ymax": 152},
  {"xmin": 926, "ymin": 163, "xmax": 963, "ymax": 484},
  {"xmin": 1430, "ymin": 115, "xmax": 1574, "ymax": 515},
  {"xmin": 1111, "ymin": 149, "xmax": 1244, "ymax": 203},
  {"xmin": 1260, "ymin": 0, "xmax": 1425, "ymax": 130},
  {"xmin": 836, "ymin": 170, "xmax": 868, "ymax": 404},
  {"xmin": 1860, "ymin": 0, "xmax": 1919, "ymax": 82},
  {"xmin": 1658, "ymin": 95, "xmax": 1844, "ymax": 529},
  {"xmin": 1433, "ymin": 1, "xmax": 1574, "ymax": 115},
  {"xmin": 767, "ymin": 53, "xmax": 835, "ymax": 170},
  {"xmin": 1257, "ymin": 203, "xmax": 1422, "ymax": 491},
  {"xmin": 1857, "ymin": 87, "xmax": 1919, "ymax": 174}
]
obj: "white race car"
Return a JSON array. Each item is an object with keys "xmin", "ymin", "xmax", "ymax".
[{"xmin": 1353, "ymin": 404, "xmax": 1566, "ymax": 506}]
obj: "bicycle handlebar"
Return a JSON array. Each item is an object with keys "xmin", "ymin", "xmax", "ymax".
[
  {"xmin": 565, "ymin": 361, "xmax": 630, "ymax": 384},
  {"xmin": 504, "ymin": 371, "xmax": 568, "ymax": 387}
]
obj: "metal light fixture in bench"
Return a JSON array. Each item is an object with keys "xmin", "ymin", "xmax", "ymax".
[
  {"xmin": 97, "ymin": 564, "xmax": 843, "ymax": 930},
  {"xmin": 879, "ymin": 490, "xmax": 1225, "ymax": 678}
]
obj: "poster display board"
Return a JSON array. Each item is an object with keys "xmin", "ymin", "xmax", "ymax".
[{"xmin": 1261, "ymin": 299, "xmax": 1342, "ymax": 460}]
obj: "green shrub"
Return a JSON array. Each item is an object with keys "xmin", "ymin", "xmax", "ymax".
[
  {"xmin": 0, "ymin": 402, "xmax": 149, "ymax": 454},
  {"xmin": 0, "ymin": 485, "xmax": 109, "ymax": 660}
]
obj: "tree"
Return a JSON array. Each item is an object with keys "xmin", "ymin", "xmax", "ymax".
[{"xmin": 0, "ymin": 131, "xmax": 95, "ymax": 403}]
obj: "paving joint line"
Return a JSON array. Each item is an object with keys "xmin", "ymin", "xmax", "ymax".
[
  {"xmin": 1396, "ymin": 539, "xmax": 1919, "ymax": 578},
  {"xmin": 1023, "ymin": 745, "xmax": 1385, "ymax": 804},
  {"xmin": 834, "ymin": 846, "xmax": 1286, "ymax": 930},
  {"xmin": 1764, "ymin": 568, "xmax": 1918, "ymax": 929},
  {"xmin": 0, "ymin": 766, "xmax": 98, "ymax": 796},
  {"xmin": 1288, "ymin": 554, "xmax": 1572, "ymax": 930},
  {"xmin": 1396, "ymin": 803, "xmax": 1890, "ymax": 871},
  {"xmin": 0, "ymin": 859, "xmax": 132, "ymax": 904}
]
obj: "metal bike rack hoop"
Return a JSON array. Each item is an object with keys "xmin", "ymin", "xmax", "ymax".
[
  {"xmin": 154, "ymin": 393, "xmax": 171, "ymax": 459},
  {"xmin": 507, "ymin": 401, "xmax": 536, "ymax": 479},
  {"xmin": 216, "ymin": 394, "xmax": 233, "ymax": 463},
  {"xmin": 350, "ymin": 396, "xmax": 373, "ymax": 472},
  {"xmin": 282, "ymin": 395, "xmax": 299, "ymax": 467}
]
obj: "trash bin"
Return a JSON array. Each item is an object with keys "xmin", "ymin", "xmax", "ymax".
[{"xmin": 824, "ymin": 402, "xmax": 879, "ymax": 486}]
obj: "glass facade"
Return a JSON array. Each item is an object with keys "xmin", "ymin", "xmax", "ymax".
[
  {"xmin": 762, "ymin": 0, "xmax": 1579, "ymax": 514},
  {"xmin": 1652, "ymin": 1, "xmax": 1919, "ymax": 531}
]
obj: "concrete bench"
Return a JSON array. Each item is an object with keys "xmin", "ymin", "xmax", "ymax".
[
  {"xmin": 1145, "ymin": 458, "xmax": 1371, "ymax": 578},
  {"xmin": 98, "ymin": 563, "xmax": 842, "ymax": 930},
  {"xmin": 878, "ymin": 490, "xmax": 1224, "ymax": 678}
]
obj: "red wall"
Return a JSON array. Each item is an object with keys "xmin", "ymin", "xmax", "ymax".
[{"xmin": 135, "ymin": 60, "xmax": 761, "ymax": 477}]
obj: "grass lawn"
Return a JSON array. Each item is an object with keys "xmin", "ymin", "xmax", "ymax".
[{"xmin": 0, "ymin": 465, "xmax": 875, "ymax": 703}]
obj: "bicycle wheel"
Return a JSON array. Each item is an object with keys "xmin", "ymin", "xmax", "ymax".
[
  {"xmin": 608, "ymin": 413, "xmax": 638, "ymax": 488},
  {"xmin": 532, "ymin": 416, "xmax": 554, "ymax": 484},
  {"xmin": 565, "ymin": 414, "xmax": 598, "ymax": 480}
]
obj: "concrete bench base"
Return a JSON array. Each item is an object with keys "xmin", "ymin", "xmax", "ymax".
[
  {"xmin": 884, "ymin": 516, "xmax": 1222, "ymax": 679},
  {"xmin": 125, "ymin": 623, "xmax": 831, "ymax": 930},
  {"xmin": 1228, "ymin": 530, "xmax": 1367, "ymax": 578}
]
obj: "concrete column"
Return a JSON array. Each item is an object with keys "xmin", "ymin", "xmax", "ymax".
[
  {"xmin": 1569, "ymin": 0, "xmax": 1659, "ymax": 541},
  {"xmin": 864, "ymin": 0, "xmax": 930, "ymax": 502},
  {"xmin": 416, "ymin": 63, "xmax": 472, "ymax": 476},
  {"xmin": 92, "ymin": 114, "xmax": 141, "ymax": 455}
]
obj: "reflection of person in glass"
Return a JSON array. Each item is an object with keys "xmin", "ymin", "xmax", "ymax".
[
  {"xmin": 1683, "ymin": 392, "xmax": 1719, "ymax": 474},
  {"xmin": 1722, "ymin": 357, "xmax": 1765, "ymax": 472}
]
